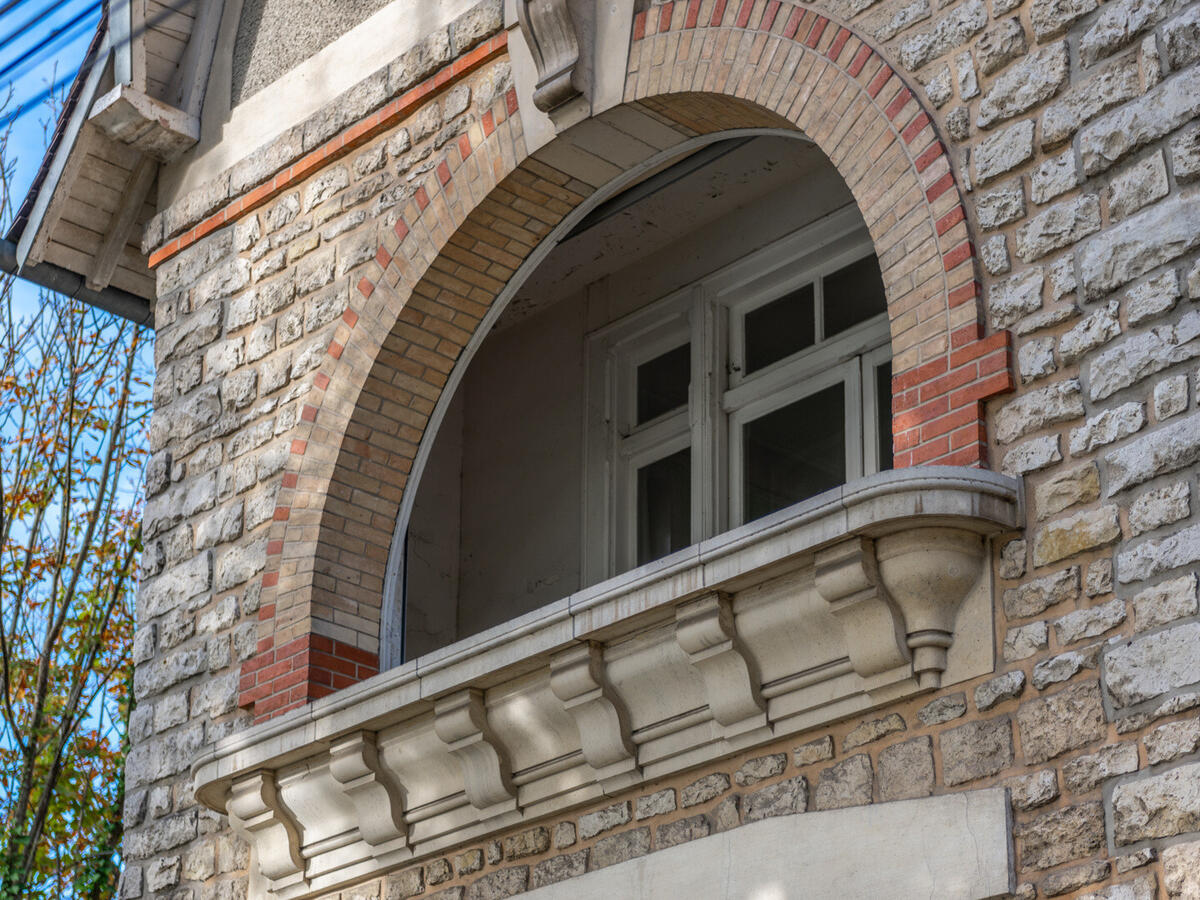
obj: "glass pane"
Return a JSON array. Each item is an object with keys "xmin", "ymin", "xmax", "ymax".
[
  {"xmin": 876, "ymin": 360, "xmax": 894, "ymax": 471},
  {"xmin": 637, "ymin": 447, "xmax": 691, "ymax": 565},
  {"xmin": 744, "ymin": 283, "xmax": 815, "ymax": 374},
  {"xmin": 823, "ymin": 255, "xmax": 887, "ymax": 338},
  {"xmin": 743, "ymin": 384, "xmax": 845, "ymax": 522},
  {"xmin": 637, "ymin": 343, "xmax": 690, "ymax": 424}
]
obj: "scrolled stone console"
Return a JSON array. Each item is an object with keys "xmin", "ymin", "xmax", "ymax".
[{"xmin": 193, "ymin": 468, "xmax": 1020, "ymax": 900}]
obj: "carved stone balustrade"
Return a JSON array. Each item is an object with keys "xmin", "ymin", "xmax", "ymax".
[{"xmin": 193, "ymin": 467, "xmax": 1020, "ymax": 899}]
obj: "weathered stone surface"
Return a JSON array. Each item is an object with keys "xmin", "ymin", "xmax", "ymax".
[
  {"xmin": 1133, "ymin": 573, "xmax": 1198, "ymax": 629},
  {"xmin": 1164, "ymin": 2, "xmax": 1200, "ymax": 66},
  {"xmin": 1086, "ymin": 559, "xmax": 1114, "ymax": 597},
  {"xmin": 1080, "ymin": 0, "xmax": 1176, "ymax": 65},
  {"xmin": 1018, "ymin": 801, "xmax": 1105, "ymax": 870},
  {"xmin": 1163, "ymin": 839, "xmax": 1200, "ymax": 898},
  {"xmin": 138, "ymin": 552, "xmax": 212, "ymax": 619},
  {"xmin": 977, "ymin": 181, "xmax": 1027, "ymax": 229},
  {"xmin": 455, "ymin": 850, "xmax": 483, "ymax": 876},
  {"xmin": 1128, "ymin": 270, "xmax": 1182, "ymax": 328},
  {"xmin": 1036, "ymin": 463, "xmax": 1099, "ymax": 519},
  {"xmin": 1059, "ymin": 301, "xmax": 1120, "ymax": 364},
  {"xmin": 589, "ymin": 828, "xmax": 650, "ymax": 870},
  {"xmin": 1071, "ymin": 403, "xmax": 1145, "ymax": 457},
  {"xmin": 1005, "ymin": 622, "xmax": 1050, "ymax": 661},
  {"xmin": 1103, "ymin": 54, "xmax": 1192, "ymax": 165},
  {"xmin": 793, "ymin": 735, "xmax": 835, "ymax": 766},
  {"xmin": 899, "ymin": 0, "xmax": 987, "ymax": 69},
  {"xmin": 1003, "ymin": 435, "xmax": 1063, "ymax": 476},
  {"xmin": 578, "ymin": 803, "xmax": 630, "ymax": 840},
  {"xmin": 878, "ymin": 737, "xmax": 934, "ymax": 801},
  {"xmin": 531, "ymin": 850, "xmax": 587, "ymax": 889},
  {"xmin": 1004, "ymin": 768, "xmax": 1059, "ymax": 811},
  {"xmin": 1016, "ymin": 195, "xmax": 1101, "ymax": 262},
  {"xmin": 1130, "ymin": 482, "xmax": 1191, "ymax": 537},
  {"xmin": 1154, "ymin": 375, "xmax": 1189, "ymax": 420},
  {"xmin": 989, "ymin": 267, "xmax": 1044, "ymax": 328},
  {"xmin": 449, "ymin": 0, "xmax": 502, "ymax": 54},
  {"xmin": 1018, "ymin": 681, "xmax": 1107, "ymax": 763},
  {"xmin": 955, "ymin": 50, "xmax": 979, "ymax": 99},
  {"xmin": 813, "ymin": 755, "xmax": 873, "ymax": 810},
  {"xmin": 635, "ymin": 788, "xmax": 676, "ymax": 819},
  {"xmin": 1000, "ymin": 539, "xmax": 1027, "ymax": 579},
  {"xmin": 1105, "ymin": 621, "xmax": 1200, "ymax": 706},
  {"xmin": 734, "ymin": 753, "xmax": 786, "ymax": 786},
  {"xmin": 1005, "ymin": 568, "xmax": 1079, "ymax": 619},
  {"xmin": 681, "ymin": 773, "xmax": 730, "ymax": 807},
  {"xmin": 921, "ymin": 63, "xmax": 952, "ymax": 106},
  {"xmin": 1054, "ymin": 598, "xmax": 1127, "ymax": 645},
  {"xmin": 1173, "ymin": 123, "xmax": 1200, "ymax": 183},
  {"xmin": 464, "ymin": 866, "xmax": 528, "ymax": 900},
  {"xmin": 941, "ymin": 717, "xmax": 1013, "ymax": 785},
  {"xmin": 1030, "ymin": 150, "xmax": 1077, "ymax": 205},
  {"xmin": 1064, "ymin": 742, "xmax": 1140, "ymax": 793},
  {"xmin": 997, "ymin": 379, "xmax": 1083, "ymax": 444},
  {"xmin": 978, "ymin": 43, "xmax": 1068, "ymax": 128},
  {"xmin": 982, "ymin": 234, "xmax": 1012, "ymax": 275},
  {"xmin": 1109, "ymin": 152, "xmax": 1170, "ymax": 222},
  {"xmin": 843, "ymin": 713, "xmax": 906, "ymax": 750},
  {"xmin": 1082, "ymin": 192, "xmax": 1200, "ymax": 300},
  {"xmin": 1018, "ymin": 336, "xmax": 1056, "ymax": 382},
  {"xmin": 1043, "ymin": 861, "xmax": 1110, "ymax": 897},
  {"xmin": 975, "ymin": 119, "xmax": 1035, "ymax": 184},
  {"xmin": 1113, "ymin": 762, "xmax": 1200, "ymax": 844},
  {"xmin": 1118, "ymin": 521, "xmax": 1200, "ymax": 583},
  {"xmin": 501, "ymin": 826, "xmax": 549, "ymax": 859},
  {"xmin": 918, "ymin": 692, "xmax": 967, "ymax": 725},
  {"xmin": 1145, "ymin": 718, "xmax": 1200, "ymax": 764},
  {"xmin": 977, "ymin": 17, "xmax": 1026, "ymax": 74},
  {"xmin": 1032, "ymin": 648, "xmax": 1093, "ymax": 689},
  {"xmin": 655, "ymin": 814, "xmax": 710, "ymax": 848},
  {"xmin": 976, "ymin": 670, "xmax": 1026, "ymax": 711},
  {"xmin": 1042, "ymin": 55, "xmax": 1141, "ymax": 148},
  {"xmin": 709, "ymin": 796, "xmax": 740, "ymax": 832},
  {"xmin": 552, "ymin": 822, "xmax": 575, "ymax": 849},
  {"xmin": 1115, "ymin": 847, "xmax": 1157, "ymax": 874},
  {"xmin": 1079, "ymin": 875, "xmax": 1157, "ymax": 900},
  {"xmin": 1031, "ymin": 0, "xmax": 1098, "ymax": 38},
  {"xmin": 1034, "ymin": 506, "xmax": 1121, "ymax": 566},
  {"xmin": 743, "ymin": 775, "xmax": 808, "ymax": 822}
]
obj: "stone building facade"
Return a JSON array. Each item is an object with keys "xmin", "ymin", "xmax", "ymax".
[{"xmin": 12, "ymin": 0, "xmax": 1200, "ymax": 897}]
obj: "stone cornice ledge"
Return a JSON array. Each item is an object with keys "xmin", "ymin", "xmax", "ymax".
[{"xmin": 193, "ymin": 466, "xmax": 1019, "ymax": 899}]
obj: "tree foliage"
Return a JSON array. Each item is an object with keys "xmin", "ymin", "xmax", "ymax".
[{"xmin": 0, "ymin": 110, "xmax": 149, "ymax": 898}]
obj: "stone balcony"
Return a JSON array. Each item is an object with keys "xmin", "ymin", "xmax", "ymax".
[{"xmin": 192, "ymin": 466, "xmax": 1021, "ymax": 899}]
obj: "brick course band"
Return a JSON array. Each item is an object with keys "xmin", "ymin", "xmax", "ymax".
[{"xmin": 233, "ymin": 4, "xmax": 1012, "ymax": 719}]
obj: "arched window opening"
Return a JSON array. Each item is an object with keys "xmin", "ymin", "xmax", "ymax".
[{"xmin": 401, "ymin": 135, "xmax": 893, "ymax": 661}]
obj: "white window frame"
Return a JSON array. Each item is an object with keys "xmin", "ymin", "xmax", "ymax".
[{"xmin": 585, "ymin": 206, "xmax": 892, "ymax": 584}]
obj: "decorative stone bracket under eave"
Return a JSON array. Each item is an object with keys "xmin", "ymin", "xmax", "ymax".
[
  {"xmin": 88, "ymin": 83, "xmax": 200, "ymax": 162},
  {"xmin": 192, "ymin": 467, "xmax": 1020, "ymax": 900}
]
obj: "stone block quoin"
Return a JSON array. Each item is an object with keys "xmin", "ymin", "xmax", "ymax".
[{"xmin": 145, "ymin": 5, "xmax": 1009, "ymax": 720}]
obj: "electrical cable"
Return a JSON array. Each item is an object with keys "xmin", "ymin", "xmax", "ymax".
[
  {"xmin": 0, "ymin": 1, "xmax": 100, "ymax": 81},
  {"xmin": 0, "ymin": 0, "xmax": 81, "ymax": 62}
]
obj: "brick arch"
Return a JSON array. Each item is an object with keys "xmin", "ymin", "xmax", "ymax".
[{"xmin": 240, "ymin": 6, "xmax": 1014, "ymax": 719}]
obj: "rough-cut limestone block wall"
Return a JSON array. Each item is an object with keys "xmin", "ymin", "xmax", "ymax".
[{"xmin": 123, "ymin": 0, "xmax": 1200, "ymax": 899}]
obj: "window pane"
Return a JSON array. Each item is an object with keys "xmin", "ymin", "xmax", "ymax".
[
  {"xmin": 637, "ymin": 343, "xmax": 690, "ymax": 424},
  {"xmin": 823, "ymin": 255, "xmax": 887, "ymax": 338},
  {"xmin": 876, "ymin": 360, "xmax": 894, "ymax": 471},
  {"xmin": 743, "ymin": 384, "xmax": 845, "ymax": 522},
  {"xmin": 637, "ymin": 447, "xmax": 691, "ymax": 565},
  {"xmin": 744, "ymin": 283, "xmax": 815, "ymax": 374}
]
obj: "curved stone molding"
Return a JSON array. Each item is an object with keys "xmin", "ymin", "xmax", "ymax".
[
  {"xmin": 328, "ymin": 732, "xmax": 407, "ymax": 848},
  {"xmin": 515, "ymin": 0, "xmax": 583, "ymax": 114},
  {"xmin": 193, "ymin": 468, "xmax": 1019, "ymax": 900},
  {"xmin": 434, "ymin": 688, "xmax": 519, "ymax": 819},
  {"xmin": 550, "ymin": 642, "xmax": 640, "ymax": 791},
  {"xmin": 226, "ymin": 771, "xmax": 305, "ymax": 887},
  {"xmin": 675, "ymin": 592, "xmax": 770, "ymax": 746}
]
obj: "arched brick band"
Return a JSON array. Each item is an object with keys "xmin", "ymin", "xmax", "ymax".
[{"xmin": 238, "ymin": 5, "xmax": 1013, "ymax": 720}]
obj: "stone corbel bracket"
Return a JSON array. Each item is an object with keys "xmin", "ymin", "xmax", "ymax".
[
  {"xmin": 328, "ymin": 731, "xmax": 407, "ymax": 848},
  {"xmin": 433, "ymin": 688, "xmax": 520, "ymax": 819},
  {"xmin": 516, "ymin": 0, "xmax": 585, "ymax": 116},
  {"xmin": 816, "ymin": 528, "xmax": 988, "ymax": 694},
  {"xmin": 227, "ymin": 770, "xmax": 307, "ymax": 891},
  {"xmin": 550, "ymin": 642, "xmax": 640, "ymax": 791},
  {"xmin": 676, "ymin": 592, "xmax": 772, "ymax": 747}
]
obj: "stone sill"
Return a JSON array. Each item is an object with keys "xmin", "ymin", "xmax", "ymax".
[{"xmin": 192, "ymin": 466, "xmax": 1020, "ymax": 899}]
